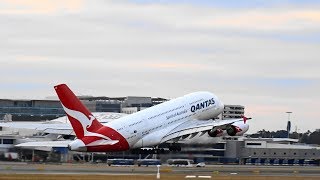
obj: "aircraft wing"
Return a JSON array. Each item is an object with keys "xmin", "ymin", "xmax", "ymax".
[
  {"xmin": 160, "ymin": 118, "xmax": 248, "ymax": 143},
  {"xmin": 15, "ymin": 140, "xmax": 72, "ymax": 148}
]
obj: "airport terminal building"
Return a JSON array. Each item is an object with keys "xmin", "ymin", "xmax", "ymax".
[
  {"xmin": 103, "ymin": 137, "xmax": 320, "ymax": 166},
  {"xmin": 0, "ymin": 99, "xmax": 64, "ymax": 121}
]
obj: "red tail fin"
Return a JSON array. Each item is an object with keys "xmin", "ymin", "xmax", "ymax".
[{"xmin": 54, "ymin": 84, "xmax": 103, "ymax": 139}]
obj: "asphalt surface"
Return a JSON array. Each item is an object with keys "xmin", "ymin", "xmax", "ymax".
[{"xmin": 0, "ymin": 161, "xmax": 319, "ymax": 177}]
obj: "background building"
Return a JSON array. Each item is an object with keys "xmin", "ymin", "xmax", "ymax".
[
  {"xmin": 0, "ymin": 99, "xmax": 65, "ymax": 121},
  {"xmin": 225, "ymin": 137, "xmax": 320, "ymax": 165},
  {"xmin": 220, "ymin": 105, "xmax": 245, "ymax": 119},
  {"xmin": 0, "ymin": 96, "xmax": 168, "ymax": 121}
]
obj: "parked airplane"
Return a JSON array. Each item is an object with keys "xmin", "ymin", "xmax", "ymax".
[
  {"xmin": 4, "ymin": 84, "xmax": 251, "ymax": 152},
  {"xmin": 0, "ymin": 112, "xmax": 128, "ymax": 136}
]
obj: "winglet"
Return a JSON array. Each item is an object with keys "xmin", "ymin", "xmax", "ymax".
[{"xmin": 241, "ymin": 115, "xmax": 252, "ymax": 124}]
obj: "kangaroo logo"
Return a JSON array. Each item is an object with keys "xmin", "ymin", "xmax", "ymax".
[{"xmin": 61, "ymin": 104, "xmax": 111, "ymax": 140}]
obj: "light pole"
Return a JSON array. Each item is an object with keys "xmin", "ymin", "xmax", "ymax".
[
  {"xmin": 286, "ymin": 112, "xmax": 292, "ymax": 138},
  {"xmin": 156, "ymin": 165, "xmax": 161, "ymax": 179}
]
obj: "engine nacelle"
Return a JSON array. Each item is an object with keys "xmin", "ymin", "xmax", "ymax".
[
  {"xmin": 226, "ymin": 121, "xmax": 249, "ymax": 136},
  {"xmin": 208, "ymin": 128, "xmax": 224, "ymax": 137}
]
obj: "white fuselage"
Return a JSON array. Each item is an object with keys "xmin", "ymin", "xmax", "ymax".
[{"xmin": 106, "ymin": 91, "xmax": 224, "ymax": 148}]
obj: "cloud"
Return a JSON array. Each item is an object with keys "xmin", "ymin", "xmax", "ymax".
[
  {"xmin": 80, "ymin": 1, "xmax": 320, "ymax": 32},
  {"xmin": 15, "ymin": 55, "xmax": 50, "ymax": 62},
  {"xmin": 207, "ymin": 10, "xmax": 320, "ymax": 31},
  {"xmin": 143, "ymin": 63, "xmax": 216, "ymax": 71},
  {"xmin": 247, "ymin": 104, "xmax": 290, "ymax": 115},
  {"xmin": 0, "ymin": 0, "xmax": 84, "ymax": 14}
]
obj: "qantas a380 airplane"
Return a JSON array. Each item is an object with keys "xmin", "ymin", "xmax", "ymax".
[
  {"xmin": 1, "ymin": 84, "xmax": 249, "ymax": 152},
  {"xmin": 49, "ymin": 84, "xmax": 249, "ymax": 152}
]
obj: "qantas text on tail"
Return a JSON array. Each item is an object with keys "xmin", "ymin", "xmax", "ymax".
[{"xmin": 54, "ymin": 84, "xmax": 248, "ymax": 152}]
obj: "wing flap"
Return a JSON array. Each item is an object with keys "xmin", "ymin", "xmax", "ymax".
[{"xmin": 160, "ymin": 118, "xmax": 245, "ymax": 143}]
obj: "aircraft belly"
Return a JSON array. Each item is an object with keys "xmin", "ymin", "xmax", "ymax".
[{"xmin": 132, "ymin": 133, "xmax": 161, "ymax": 148}]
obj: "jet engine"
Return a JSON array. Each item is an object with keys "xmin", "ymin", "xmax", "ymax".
[
  {"xmin": 208, "ymin": 128, "xmax": 224, "ymax": 137},
  {"xmin": 226, "ymin": 121, "xmax": 249, "ymax": 136}
]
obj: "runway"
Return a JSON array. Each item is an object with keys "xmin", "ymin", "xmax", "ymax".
[{"xmin": 0, "ymin": 161, "xmax": 319, "ymax": 178}]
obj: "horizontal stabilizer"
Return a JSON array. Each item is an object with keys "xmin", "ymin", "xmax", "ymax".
[{"xmin": 86, "ymin": 139, "xmax": 119, "ymax": 146}]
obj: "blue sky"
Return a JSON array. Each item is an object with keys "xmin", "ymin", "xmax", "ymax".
[{"xmin": 131, "ymin": 0, "xmax": 320, "ymax": 7}]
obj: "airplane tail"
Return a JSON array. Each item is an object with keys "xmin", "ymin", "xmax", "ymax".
[{"xmin": 54, "ymin": 84, "xmax": 103, "ymax": 139}]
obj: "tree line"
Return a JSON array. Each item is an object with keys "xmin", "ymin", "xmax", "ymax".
[{"xmin": 249, "ymin": 129, "xmax": 320, "ymax": 145}]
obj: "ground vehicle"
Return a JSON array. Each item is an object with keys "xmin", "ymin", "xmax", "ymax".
[
  {"xmin": 167, "ymin": 159, "xmax": 194, "ymax": 167},
  {"xmin": 137, "ymin": 159, "xmax": 161, "ymax": 167},
  {"xmin": 107, "ymin": 159, "xmax": 134, "ymax": 166},
  {"xmin": 196, "ymin": 162, "xmax": 206, "ymax": 167}
]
